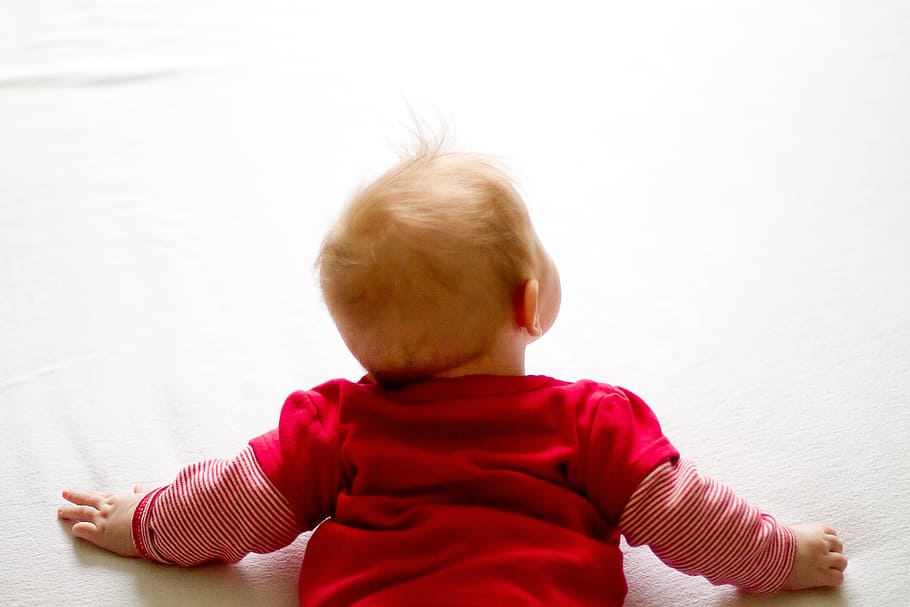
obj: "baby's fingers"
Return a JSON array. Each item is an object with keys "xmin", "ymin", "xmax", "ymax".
[
  {"xmin": 827, "ymin": 534, "xmax": 844, "ymax": 554},
  {"xmin": 824, "ymin": 566, "xmax": 846, "ymax": 587},
  {"xmin": 62, "ymin": 489, "xmax": 104, "ymax": 508},
  {"xmin": 71, "ymin": 521, "xmax": 101, "ymax": 543},
  {"xmin": 57, "ymin": 503, "xmax": 99, "ymax": 522},
  {"xmin": 828, "ymin": 551, "xmax": 848, "ymax": 572}
]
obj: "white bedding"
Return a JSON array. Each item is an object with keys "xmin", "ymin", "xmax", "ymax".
[{"xmin": 2, "ymin": 1, "xmax": 908, "ymax": 605}]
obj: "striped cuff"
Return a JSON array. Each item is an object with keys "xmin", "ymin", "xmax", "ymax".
[{"xmin": 131, "ymin": 486, "xmax": 172, "ymax": 563}]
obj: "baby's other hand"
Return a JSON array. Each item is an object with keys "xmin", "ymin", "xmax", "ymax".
[
  {"xmin": 782, "ymin": 523, "xmax": 847, "ymax": 590},
  {"xmin": 58, "ymin": 485, "xmax": 151, "ymax": 558}
]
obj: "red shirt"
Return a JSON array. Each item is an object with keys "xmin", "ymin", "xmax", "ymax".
[{"xmin": 250, "ymin": 375, "xmax": 679, "ymax": 606}]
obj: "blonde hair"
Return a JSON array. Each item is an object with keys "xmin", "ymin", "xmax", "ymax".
[{"xmin": 316, "ymin": 145, "xmax": 545, "ymax": 383}]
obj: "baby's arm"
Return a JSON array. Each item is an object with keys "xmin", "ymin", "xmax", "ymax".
[
  {"xmin": 619, "ymin": 458, "xmax": 847, "ymax": 593},
  {"xmin": 59, "ymin": 446, "xmax": 303, "ymax": 565}
]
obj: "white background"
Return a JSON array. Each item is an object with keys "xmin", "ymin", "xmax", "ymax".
[{"xmin": 1, "ymin": 1, "xmax": 908, "ymax": 605}]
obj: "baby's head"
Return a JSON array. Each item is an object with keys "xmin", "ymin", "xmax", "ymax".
[{"xmin": 317, "ymin": 145, "xmax": 560, "ymax": 385}]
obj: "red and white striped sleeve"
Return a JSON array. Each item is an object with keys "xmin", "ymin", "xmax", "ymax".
[
  {"xmin": 131, "ymin": 445, "xmax": 304, "ymax": 566},
  {"xmin": 619, "ymin": 458, "xmax": 797, "ymax": 594}
]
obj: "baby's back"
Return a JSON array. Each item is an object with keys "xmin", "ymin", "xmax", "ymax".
[{"xmin": 282, "ymin": 374, "xmax": 676, "ymax": 606}]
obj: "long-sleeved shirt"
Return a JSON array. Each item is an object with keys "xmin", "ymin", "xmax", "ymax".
[{"xmin": 132, "ymin": 376, "xmax": 795, "ymax": 605}]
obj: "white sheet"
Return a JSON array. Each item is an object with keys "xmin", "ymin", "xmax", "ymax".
[{"xmin": 2, "ymin": 1, "xmax": 908, "ymax": 605}]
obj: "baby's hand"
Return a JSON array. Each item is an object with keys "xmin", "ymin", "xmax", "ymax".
[
  {"xmin": 58, "ymin": 485, "xmax": 151, "ymax": 558},
  {"xmin": 782, "ymin": 523, "xmax": 848, "ymax": 590}
]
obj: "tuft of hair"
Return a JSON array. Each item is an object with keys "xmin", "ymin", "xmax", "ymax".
[{"xmin": 316, "ymin": 140, "xmax": 544, "ymax": 383}]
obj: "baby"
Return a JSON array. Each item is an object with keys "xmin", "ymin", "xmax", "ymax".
[{"xmin": 59, "ymin": 143, "xmax": 847, "ymax": 606}]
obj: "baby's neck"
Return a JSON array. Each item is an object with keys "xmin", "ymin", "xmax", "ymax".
[
  {"xmin": 367, "ymin": 328, "xmax": 531, "ymax": 386},
  {"xmin": 431, "ymin": 358, "xmax": 525, "ymax": 379},
  {"xmin": 430, "ymin": 335, "xmax": 527, "ymax": 379}
]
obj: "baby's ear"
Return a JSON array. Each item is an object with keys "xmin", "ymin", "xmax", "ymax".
[{"xmin": 517, "ymin": 279, "xmax": 543, "ymax": 338}]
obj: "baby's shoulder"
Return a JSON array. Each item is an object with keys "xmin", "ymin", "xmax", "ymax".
[{"xmin": 547, "ymin": 377, "xmax": 634, "ymax": 401}]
